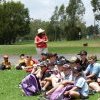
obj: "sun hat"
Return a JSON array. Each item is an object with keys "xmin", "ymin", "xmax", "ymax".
[
  {"xmin": 37, "ymin": 28, "xmax": 45, "ymax": 34},
  {"xmin": 69, "ymin": 56, "xmax": 78, "ymax": 63},
  {"xmin": 77, "ymin": 50, "xmax": 87, "ymax": 55}
]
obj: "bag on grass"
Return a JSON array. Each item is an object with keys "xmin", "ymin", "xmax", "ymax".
[
  {"xmin": 20, "ymin": 74, "xmax": 41, "ymax": 96},
  {"xmin": 50, "ymin": 85, "xmax": 73, "ymax": 100}
]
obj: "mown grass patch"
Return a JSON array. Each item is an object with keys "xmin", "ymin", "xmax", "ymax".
[
  {"xmin": 0, "ymin": 68, "xmax": 99, "ymax": 100},
  {"xmin": 0, "ymin": 39, "xmax": 100, "ymax": 55}
]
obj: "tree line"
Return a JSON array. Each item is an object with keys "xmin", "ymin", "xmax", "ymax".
[
  {"xmin": 0, "ymin": 1, "xmax": 30, "ymax": 44},
  {"xmin": 0, "ymin": 0, "xmax": 100, "ymax": 44}
]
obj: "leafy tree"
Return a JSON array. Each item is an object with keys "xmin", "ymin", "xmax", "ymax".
[
  {"xmin": 29, "ymin": 19, "xmax": 49, "ymax": 41},
  {"xmin": 65, "ymin": 0, "xmax": 85, "ymax": 40},
  {"xmin": 91, "ymin": 0, "xmax": 100, "ymax": 12},
  {"xmin": 91, "ymin": 0, "xmax": 100, "ymax": 35},
  {"xmin": 49, "ymin": 6, "xmax": 60, "ymax": 41},
  {"xmin": 49, "ymin": 0, "xmax": 85, "ymax": 41},
  {"xmin": 91, "ymin": 0, "xmax": 100, "ymax": 21},
  {"xmin": 0, "ymin": 1, "xmax": 30, "ymax": 44},
  {"xmin": 58, "ymin": 4, "xmax": 67, "ymax": 39},
  {"xmin": 87, "ymin": 25, "xmax": 94, "ymax": 36}
]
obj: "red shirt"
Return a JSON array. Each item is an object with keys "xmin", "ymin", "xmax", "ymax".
[{"xmin": 34, "ymin": 35, "xmax": 48, "ymax": 48}]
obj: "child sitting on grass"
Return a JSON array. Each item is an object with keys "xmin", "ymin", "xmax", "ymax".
[
  {"xmin": 0, "ymin": 55, "xmax": 11, "ymax": 70},
  {"xmin": 84, "ymin": 55, "xmax": 100, "ymax": 93},
  {"xmin": 22, "ymin": 56, "xmax": 36, "ymax": 72},
  {"xmin": 64, "ymin": 67, "xmax": 89, "ymax": 99},
  {"xmin": 16, "ymin": 54, "xmax": 26, "ymax": 70}
]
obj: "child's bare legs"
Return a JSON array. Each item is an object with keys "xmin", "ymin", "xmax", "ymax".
[
  {"xmin": 97, "ymin": 78, "xmax": 100, "ymax": 85},
  {"xmin": 46, "ymin": 87, "xmax": 58, "ymax": 95},
  {"xmin": 64, "ymin": 90, "xmax": 80, "ymax": 99},
  {"xmin": 89, "ymin": 82, "xmax": 100, "ymax": 92},
  {"xmin": 41, "ymin": 77, "xmax": 52, "ymax": 88},
  {"xmin": 40, "ymin": 80, "xmax": 47, "ymax": 87},
  {"xmin": 41, "ymin": 77, "xmax": 52, "ymax": 91},
  {"xmin": 69, "ymin": 91, "xmax": 80, "ymax": 98},
  {"xmin": 42, "ymin": 81, "xmax": 51, "ymax": 91}
]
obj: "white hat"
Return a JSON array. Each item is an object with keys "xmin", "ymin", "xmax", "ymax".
[
  {"xmin": 37, "ymin": 28, "xmax": 45, "ymax": 34},
  {"xmin": 69, "ymin": 56, "xmax": 78, "ymax": 63}
]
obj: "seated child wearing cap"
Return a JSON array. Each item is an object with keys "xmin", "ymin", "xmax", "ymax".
[
  {"xmin": 64, "ymin": 67, "xmax": 89, "ymax": 99},
  {"xmin": 41, "ymin": 59, "xmax": 68, "ymax": 92},
  {"xmin": 19, "ymin": 62, "xmax": 49, "ymax": 96},
  {"xmin": 23, "ymin": 56, "xmax": 37, "ymax": 72},
  {"xmin": 45, "ymin": 63, "xmax": 73, "ymax": 96},
  {"xmin": 77, "ymin": 50, "xmax": 89, "ymax": 71},
  {"xmin": 0, "ymin": 55, "xmax": 11, "ymax": 70},
  {"xmin": 16, "ymin": 54, "xmax": 26, "ymax": 70},
  {"xmin": 38, "ymin": 53, "xmax": 49, "ymax": 62},
  {"xmin": 32, "ymin": 62, "xmax": 48, "ymax": 80}
]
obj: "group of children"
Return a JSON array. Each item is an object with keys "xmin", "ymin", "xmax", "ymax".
[
  {"xmin": 0, "ymin": 54, "xmax": 36, "ymax": 71},
  {"xmin": 18, "ymin": 50, "xmax": 100, "ymax": 100},
  {"xmin": 0, "ymin": 51, "xmax": 100, "ymax": 100}
]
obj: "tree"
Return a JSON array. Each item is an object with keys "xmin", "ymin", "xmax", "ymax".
[
  {"xmin": 91, "ymin": 0, "xmax": 100, "ymax": 21},
  {"xmin": 65, "ymin": 0, "xmax": 85, "ymax": 40},
  {"xmin": 30, "ymin": 19, "xmax": 49, "ymax": 40},
  {"xmin": 0, "ymin": 1, "xmax": 30, "ymax": 44},
  {"xmin": 58, "ymin": 4, "xmax": 67, "ymax": 39},
  {"xmin": 50, "ymin": 6, "xmax": 60, "ymax": 41},
  {"xmin": 91, "ymin": 0, "xmax": 100, "ymax": 12},
  {"xmin": 48, "ymin": 0, "xmax": 86, "ymax": 41},
  {"xmin": 91, "ymin": 0, "xmax": 100, "ymax": 35}
]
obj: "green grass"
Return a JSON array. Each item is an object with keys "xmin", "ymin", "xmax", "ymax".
[
  {"xmin": 0, "ymin": 39, "xmax": 100, "ymax": 55},
  {"xmin": 0, "ymin": 39, "xmax": 100, "ymax": 100},
  {"xmin": 0, "ymin": 69, "xmax": 99, "ymax": 100},
  {"xmin": 0, "ymin": 69, "xmax": 40, "ymax": 100}
]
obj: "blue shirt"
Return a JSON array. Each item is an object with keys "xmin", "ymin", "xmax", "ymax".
[
  {"xmin": 64, "ymin": 71, "xmax": 74, "ymax": 81},
  {"xmin": 74, "ymin": 77, "xmax": 89, "ymax": 97},
  {"xmin": 85, "ymin": 63, "xmax": 100, "ymax": 79}
]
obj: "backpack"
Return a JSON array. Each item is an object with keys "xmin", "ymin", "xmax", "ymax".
[
  {"xmin": 20, "ymin": 74, "xmax": 41, "ymax": 96},
  {"xmin": 50, "ymin": 85, "xmax": 73, "ymax": 100}
]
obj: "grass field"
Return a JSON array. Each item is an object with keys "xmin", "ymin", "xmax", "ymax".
[
  {"xmin": 0, "ymin": 39, "xmax": 100, "ymax": 100},
  {"xmin": 0, "ymin": 69, "xmax": 99, "ymax": 100},
  {"xmin": 0, "ymin": 69, "xmax": 39, "ymax": 100},
  {"xmin": 0, "ymin": 39, "xmax": 100, "ymax": 55}
]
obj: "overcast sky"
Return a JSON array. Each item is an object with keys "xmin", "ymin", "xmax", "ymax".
[{"xmin": 7, "ymin": 0, "xmax": 94, "ymax": 26}]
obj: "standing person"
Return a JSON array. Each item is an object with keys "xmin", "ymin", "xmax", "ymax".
[
  {"xmin": 34, "ymin": 28, "xmax": 48, "ymax": 56},
  {"xmin": 16, "ymin": 54, "xmax": 26, "ymax": 70}
]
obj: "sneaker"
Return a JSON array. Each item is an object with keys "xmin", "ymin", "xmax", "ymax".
[{"xmin": 89, "ymin": 90, "xmax": 95, "ymax": 95}]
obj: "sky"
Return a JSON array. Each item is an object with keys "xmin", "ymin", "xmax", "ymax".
[{"xmin": 6, "ymin": 0, "xmax": 94, "ymax": 26}]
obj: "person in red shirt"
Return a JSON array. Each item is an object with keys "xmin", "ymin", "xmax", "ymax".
[{"xmin": 34, "ymin": 28, "xmax": 48, "ymax": 56}]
